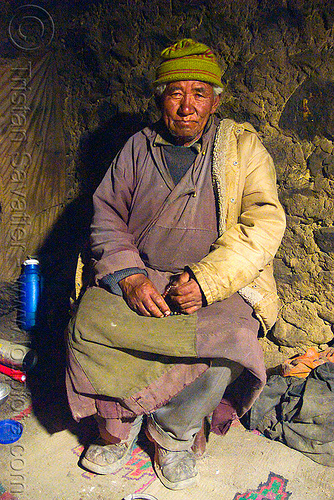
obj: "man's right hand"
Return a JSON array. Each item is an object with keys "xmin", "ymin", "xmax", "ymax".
[{"xmin": 118, "ymin": 274, "xmax": 171, "ymax": 318}]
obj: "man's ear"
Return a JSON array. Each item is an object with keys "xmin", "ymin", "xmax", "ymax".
[{"xmin": 211, "ymin": 93, "xmax": 221, "ymax": 114}]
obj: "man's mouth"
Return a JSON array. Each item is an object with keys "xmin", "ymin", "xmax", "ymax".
[{"xmin": 175, "ymin": 120, "xmax": 197, "ymax": 125}]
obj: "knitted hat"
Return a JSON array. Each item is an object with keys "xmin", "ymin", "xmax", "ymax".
[{"xmin": 154, "ymin": 38, "xmax": 222, "ymax": 88}]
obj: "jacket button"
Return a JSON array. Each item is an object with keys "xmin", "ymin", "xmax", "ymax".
[
  {"xmin": 233, "ymin": 161, "xmax": 238, "ymax": 166},
  {"xmin": 231, "ymin": 197, "xmax": 235, "ymax": 203}
]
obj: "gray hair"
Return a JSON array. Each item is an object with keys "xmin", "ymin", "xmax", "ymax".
[{"xmin": 155, "ymin": 84, "xmax": 223, "ymax": 96}]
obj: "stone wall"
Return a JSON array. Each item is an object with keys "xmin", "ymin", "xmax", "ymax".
[{"xmin": 1, "ymin": 0, "xmax": 333, "ymax": 365}]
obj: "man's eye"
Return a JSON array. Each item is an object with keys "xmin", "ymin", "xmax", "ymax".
[{"xmin": 195, "ymin": 93, "xmax": 205, "ymax": 98}]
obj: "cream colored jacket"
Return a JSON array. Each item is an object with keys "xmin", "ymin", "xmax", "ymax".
[{"xmin": 189, "ymin": 119, "xmax": 286, "ymax": 332}]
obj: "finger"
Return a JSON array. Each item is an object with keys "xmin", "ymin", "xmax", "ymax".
[
  {"xmin": 181, "ymin": 304, "xmax": 201, "ymax": 314},
  {"xmin": 140, "ymin": 294, "xmax": 171, "ymax": 318},
  {"xmin": 135, "ymin": 298, "xmax": 163, "ymax": 317},
  {"xmin": 152, "ymin": 294, "xmax": 171, "ymax": 317},
  {"xmin": 126, "ymin": 298, "xmax": 152, "ymax": 317},
  {"xmin": 170, "ymin": 279, "xmax": 193, "ymax": 293},
  {"xmin": 170, "ymin": 289, "xmax": 201, "ymax": 307},
  {"xmin": 180, "ymin": 299, "xmax": 202, "ymax": 310},
  {"xmin": 147, "ymin": 301, "xmax": 166, "ymax": 318},
  {"xmin": 173, "ymin": 271, "xmax": 190, "ymax": 286},
  {"xmin": 170, "ymin": 279, "xmax": 198, "ymax": 296},
  {"xmin": 169, "ymin": 292, "xmax": 195, "ymax": 308}
]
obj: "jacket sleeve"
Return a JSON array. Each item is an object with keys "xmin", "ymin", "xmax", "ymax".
[
  {"xmin": 189, "ymin": 128, "xmax": 286, "ymax": 305},
  {"xmin": 90, "ymin": 137, "xmax": 147, "ymax": 283}
]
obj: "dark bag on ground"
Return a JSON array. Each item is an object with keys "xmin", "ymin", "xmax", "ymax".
[{"xmin": 245, "ymin": 362, "xmax": 334, "ymax": 466}]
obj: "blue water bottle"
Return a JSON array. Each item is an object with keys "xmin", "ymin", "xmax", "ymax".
[{"xmin": 19, "ymin": 258, "xmax": 41, "ymax": 331}]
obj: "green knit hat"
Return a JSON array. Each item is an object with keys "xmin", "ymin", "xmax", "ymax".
[{"xmin": 154, "ymin": 38, "xmax": 222, "ymax": 88}]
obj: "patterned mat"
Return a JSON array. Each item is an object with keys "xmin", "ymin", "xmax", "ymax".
[
  {"xmin": 71, "ymin": 442, "xmax": 157, "ymax": 494},
  {"xmin": 233, "ymin": 472, "xmax": 291, "ymax": 500},
  {"xmin": 0, "ymin": 482, "xmax": 20, "ymax": 500},
  {"xmin": 71, "ymin": 442, "xmax": 292, "ymax": 500}
]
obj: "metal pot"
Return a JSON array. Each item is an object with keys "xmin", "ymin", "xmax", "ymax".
[{"xmin": 0, "ymin": 383, "xmax": 10, "ymax": 406}]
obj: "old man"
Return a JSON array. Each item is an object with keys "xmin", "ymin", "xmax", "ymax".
[{"xmin": 66, "ymin": 39, "xmax": 286, "ymax": 490}]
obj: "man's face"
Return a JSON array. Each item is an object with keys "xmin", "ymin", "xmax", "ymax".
[{"xmin": 161, "ymin": 80, "xmax": 220, "ymax": 146}]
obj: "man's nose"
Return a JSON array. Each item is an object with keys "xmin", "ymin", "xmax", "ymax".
[{"xmin": 178, "ymin": 95, "xmax": 194, "ymax": 115}]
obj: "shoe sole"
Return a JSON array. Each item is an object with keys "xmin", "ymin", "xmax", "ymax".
[{"xmin": 80, "ymin": 442, "xmax": 135, "ymax": 475}]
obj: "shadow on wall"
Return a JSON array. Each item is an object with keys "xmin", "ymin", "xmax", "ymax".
[
  {"xmin": 279, "ymin": 77, "xmax": 334, "ymax": 142},
  {"xmin": 28, "ymin": 112, "xmax": 149, "ymax": 436},
  {"xmin": 77, "ymin": 112, "xmax": 150, "ymax": 195}
]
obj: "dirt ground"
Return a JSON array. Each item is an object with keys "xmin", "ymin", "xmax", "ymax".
[{"xmin": 0, "ymin": 310, "xmax": 333, "ymax": 500}]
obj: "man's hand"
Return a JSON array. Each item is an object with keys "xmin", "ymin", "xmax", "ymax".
[
  {"xmin": 167, "ymin": 271, "xmax": 203, "ymax": 314},
  {"xmin": 119, "ymin": 274, "xmax": 171, "ymax": 318}
]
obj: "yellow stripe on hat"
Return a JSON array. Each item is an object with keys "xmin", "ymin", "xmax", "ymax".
[{"xmin": 154, "ymin": 39, "xmax": 222, "ymax": 88}]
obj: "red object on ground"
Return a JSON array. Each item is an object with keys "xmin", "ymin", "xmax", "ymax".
[{"xmin": 0, "ymin": 363, "xmax": 26, "ymax": 382}]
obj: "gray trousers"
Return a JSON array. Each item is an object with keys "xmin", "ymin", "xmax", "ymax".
[{"xmin": 147, "ymin": 359, "xmax": 243, "ymax": 451}]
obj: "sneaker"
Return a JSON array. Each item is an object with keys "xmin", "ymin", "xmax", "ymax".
[{"xmin": 81, "ymin": 435, "xmax": 137, "ymax": 474}]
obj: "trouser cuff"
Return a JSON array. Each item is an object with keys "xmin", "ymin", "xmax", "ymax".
[{"xmin": 147, "ymin": 415, "xmax": 194, "ymax": 451}]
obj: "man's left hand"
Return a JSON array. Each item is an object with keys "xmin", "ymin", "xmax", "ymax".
[{"xmin": 167, "ymin": 271, "xmax": 203, "ymax": 314}]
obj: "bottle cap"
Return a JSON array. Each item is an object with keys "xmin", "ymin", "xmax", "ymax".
[
  {"xmin": 23, "ymin": 258, "xmax": 39, "ymax": 265},
  {"xmin": 0, "ymin": 420, "xmax": 23, "ymax": 444}
]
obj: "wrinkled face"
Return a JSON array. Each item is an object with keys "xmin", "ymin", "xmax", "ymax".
[{"xmin": 161, "ymin": 80, "xmax": 220, "ymax": 146}]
